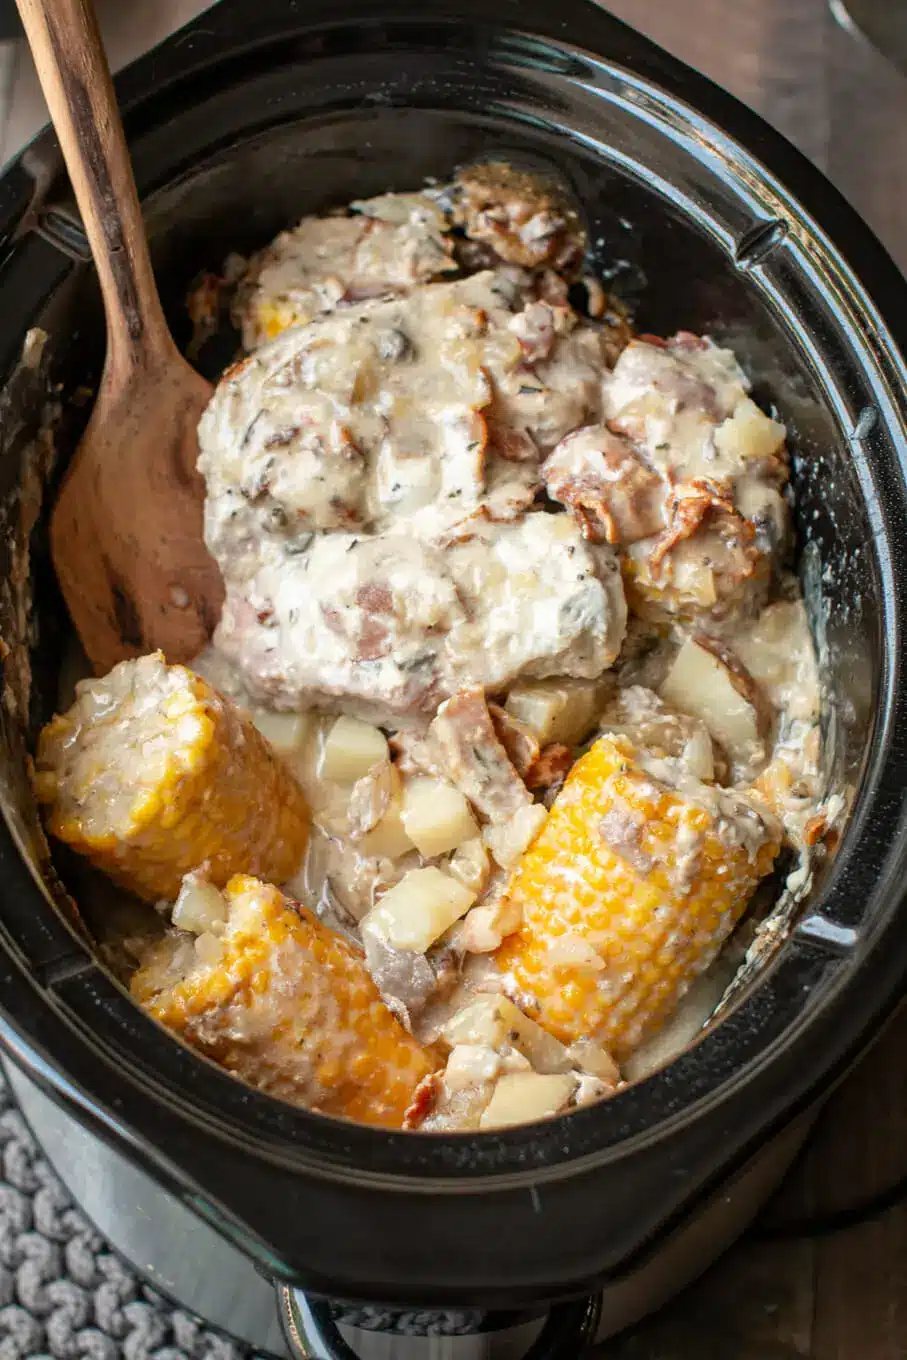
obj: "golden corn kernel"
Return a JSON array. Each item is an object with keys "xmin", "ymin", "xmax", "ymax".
[
  {"xmin": 132, "ymin": 875, "xmax": 439, "ymax": 1128},
  {"xmin": 495, "ymin": 735, "xmax": 779, "ymax": 1060},
  {"xmin": 35, "ymin": 653, "xmax": 309, "ymax": 902}
]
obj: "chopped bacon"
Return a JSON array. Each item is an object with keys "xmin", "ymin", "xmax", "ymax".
[
  {"xmin": 542, "ymin": 425, "xmax": 666, "ymax": 546},
  {"xmin": 525, "ymin": 743, "xmax": 574, "ymax": 792},
  {"xmin": 356, "ymin": 583, "xmax": 394, "ymax": 614},
  {"xmin": 692, "ymin": 634, "xmax": 773, "ymax": 736},
  {"xmin": 403, "ymin": 1071, "xmax": 442, "ymax": 1130},
  {"xmin": 451, "ymin": 162, "xmax": 585, "ymax": 273},
  {"xmin": 804, "ymin": 811, "xmax": 829, "ymax": 847},
  {"xmin": 510, "ymin": 301, "xmax": 560, "ymax": 362},
  {"xmin": 430, "ymin": 686, "xmax": 532, "ymax": 822},
  {"xmin": 433, "ymin": 488, "xmax": 538, "ymax": 546},
  {"xmin": 221, "ymin": 354, "xmax": 255, "ymax": 383},
  {"xmin": 486, "ymin": 419, "xmax": 539, "ymax": 464},
  {"xmin": 488, "ymin": 703, "xmax": 540, "ymax": 776},
  {"xmin": 648, "ymin": 480, "xmax": 737, "ymax": 570}
]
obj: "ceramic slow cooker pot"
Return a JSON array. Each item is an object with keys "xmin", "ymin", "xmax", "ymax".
[{"xmin": 1, "ymin": 1, "xmax": 907, "ymax": 1355}]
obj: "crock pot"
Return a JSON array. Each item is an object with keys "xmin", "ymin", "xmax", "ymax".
[{"xmin": 1, "ymin": 1, "xmax": 907, "ymax": 1355}]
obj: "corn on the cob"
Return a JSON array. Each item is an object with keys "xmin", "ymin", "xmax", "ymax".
[
  {"xmin": 495, "ymin": 735, "xmax": 779, "ymax": 1060},
  {"xmin": 35, "ymin": 653, "xmax": 309, "ymax": 903},
  {"xmin": 131, "ymin": 875, "xmax": 440, "ymax": 1127}
]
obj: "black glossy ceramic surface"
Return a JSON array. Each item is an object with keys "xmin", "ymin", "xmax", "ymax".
[{"xmin": 0, "ymin": 0, "xmax": 906, "ymax": 1309}]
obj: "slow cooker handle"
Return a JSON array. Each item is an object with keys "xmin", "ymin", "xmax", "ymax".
[{"xmin": 284, "ymin": 1291, "xmax": 602, "ymax": 1358}]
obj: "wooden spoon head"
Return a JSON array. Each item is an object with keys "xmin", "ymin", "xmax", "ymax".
[{"xmin": 51, "ymin": 355, "xmax": 224, "ymax": 676}]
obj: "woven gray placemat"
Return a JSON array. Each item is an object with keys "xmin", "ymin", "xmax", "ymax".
[{"xmin": 0, "ymin": 1065, "xmax": 251, "ymax": 1360}]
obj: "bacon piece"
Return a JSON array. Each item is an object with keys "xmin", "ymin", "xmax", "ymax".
[
  {"xmin": 488, "ymin": 703, "xmax": 540, "ymax": 777},
  {"xmin": 486, "ymin": 419, "xmax": 539, "ymax": 464},
  {"xmin": 542, "ymin": 425, "xmax": 666, "ymax": 545},
  {"xmin": 430, "ymin": 686, "xmax": 532, "ymax": 822},
  {"xmin": 388, "ymin": 729, "xmax": 445, "ymax": 778},
  {"xmin": 525, "ymin": 743, "xmax": 573, "ymax": 793},
  {"xmin": 510, "ymin": 301, "xmax": 561, "ymax": 362},
  {"xmin": 648, "ymin": 480, "xmax": 736, "ymax": 570},
  {"xmin": 452, "ymin": 162, "xmax": 585, "ymax": 272},
  {"xmin": 403, "ymin": 1072, "xmax": 443, "ymax": 1130}
]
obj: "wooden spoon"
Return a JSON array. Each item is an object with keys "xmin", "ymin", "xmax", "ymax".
[{"xmin": 16, "ymin": 0, "xmax": 224, "ymax": 675}]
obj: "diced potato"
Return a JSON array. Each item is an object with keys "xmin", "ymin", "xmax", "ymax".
[
  {"xmin": 480, "ymin": 1072, "xmax": 576, "ymax": 1129},
  {"xmin": 321, "ymin": 717, "xmax": 389, "ymax": 783},
  {"xmin": 443, "ymin": 995, "xmax": 571, "ymax": 1074},
  {"xmin": 421, "ymin": 1081, "xmax": 496, "ymax": 1133},
  {"xmin": 565, "ymin": 1038, "xmax": 620, "ymax": 1085},
  {"xmin": 353, "ymin": 764, "xmax": 409, "ymax": 858},
  {"xmin": 443, "ymin": 1044, "xmax": 502, "ymax": 1093},
  {"xmin": 171, "ymin": 875, "xmax": 227, "ymax": 935},
  {"xmin": 348, "ymin": 761, "xmax": 395, "ymax": 839},
  {"xmin": 194, "ymin": 931, "xmax": 224, "ymax": 966},
  {"xmin": 732, "ymin": 599, "xmax": 820, "ymax": 724},
  {"xmin": 402, "ymin": 776, "xmax": 478, "ymax": 858},
  {"xmin": 505, "ymin": 678, "xmax": 606, "ymax": 746},
  {"xmin": 362, "ymin": 867, "xmax": 475, "ymax": 952},
  {"xmin": 357, "ymin": 794, "xmax": 415, "ymax": 860},
  {"xmin": 659, "ymin": 636, "xmax": 764, "ymax": 765},
  {"xmin": 714, "ymin": 396, "xmax": 786, "ymax": 464},
  {"xmin": 447, "ymin": 837, "xmax": 491, "ymax": 896},
  {"xmin": 681, "ymin": 726, "xmax": 715, "ymax": 781},
  {"xmin": 483, "ymin": 803, "xmax": 547, "ymax": 869},
  {"xmin": 249, "ymin": 709, "xmax": 314, "ymax": 757}
]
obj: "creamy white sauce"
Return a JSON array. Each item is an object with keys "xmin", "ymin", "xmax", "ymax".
[{"xmin": 178, "ymin": 180, "xmax": 834, "ymax": 1128}]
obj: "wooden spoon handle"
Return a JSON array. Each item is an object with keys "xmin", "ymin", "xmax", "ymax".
[{"xmin": 15, "ymin": 0, "xmax": 174, "ymax": 377}]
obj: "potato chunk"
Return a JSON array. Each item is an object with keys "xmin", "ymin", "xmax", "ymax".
[
  {"xmin": 362, "ymin": 867, "xmax": 475, "ymax": 952},
  {"xmin": 504, "ymin": 678, "xmax": 605, "ymax": 746},
  {"xmin": 659, "ymin": 636, "xmax": 765, "ymax": 766},
  {"xmin": 401, "ymin": 777, "xmax": 479, "ymax": 857},
  {"xmin": 480, "ymin": 1072, "xmax": 576, "ymax": 1128},
  {"xmin": 171, "ymin": 875, "xmax": 227, "ymax": 935},
  {"xmin": 249, "ymin": 709, "xmax": 314, "ymax": 757},
  {"xmin": 321, "ymin": 717, "xmax": 389, "ymax": 782},
  {"xmin": 443, "ymin": 995, "xmax": 570, "ymax": 1074},
  {"xmin": 357, "ymin": 794, "xmax": 415, "ymax": 860}
]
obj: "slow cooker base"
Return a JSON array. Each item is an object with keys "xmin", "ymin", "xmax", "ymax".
[{"xmin": 2, "ymin": 1057, "xmax": 816, "ymax": 1358}]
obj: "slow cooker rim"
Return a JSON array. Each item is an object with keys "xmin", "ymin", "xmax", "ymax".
[{"xmin": 1, "ymin": 0, "xmax": 907, "ymax": 1210}]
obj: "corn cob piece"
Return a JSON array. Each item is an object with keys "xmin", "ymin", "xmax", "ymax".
[
  {"xmin": 35, "ymin": 653, "xmax": 309, "ymax": 903},
  {"xmin": 495, "ymin": 735, "xmax": 779, "ymax": 1061},
  {"xmin": 131, "ymin": 875, "xmax": 440, "ymax": 1127}
]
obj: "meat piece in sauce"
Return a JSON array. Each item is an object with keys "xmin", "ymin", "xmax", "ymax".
[
  {"xmin": 430, "ymin": 686, "xmax": 533, "ymax": 822},
  {"xmin": 601, "ymin": 335, "xmax": 789, "ymax": 626},
  {"xmin": 542, "ymin": 424, "xmax": 667, "ymax": 545},
  {"xmin": 451, "ymin": 162, "xmax": 585, "ymax": 273},
  {"xmin": 442, "ymin": 513, "xmax": 627, "ymax": 696},
  {"xmin": 234, "ymin": 191, "xmax": 457, "ymax": 349},
  {"xmin": 363, "ymin": 932, "xmax": 460, "ymax": 1030},
  {"xmin": 624, "ymin": 504, "xmax": 771, "ymax": 627},
  {"xmin": 599, "ymin": 684, "xmax": 723, "ymax": 783},
  {"xmin": 213, "ymin": 533, "xmax": 459, "ymax": 721},
  {"xmin": 214, "ymin": 513, "xmax": 626, "ymax": 724},
  {"xmin": 200, "ymin": 271, "xmax": 609, "ymax": 564}
]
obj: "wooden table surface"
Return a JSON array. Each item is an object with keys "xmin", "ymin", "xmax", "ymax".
[
  {"xmin": 597, "ymin": 3, "xmax": 907, "ymax": 1356},
  {"xmin": 1, "ymin": 2, "xmax": 905, "ymax": 1356}
]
